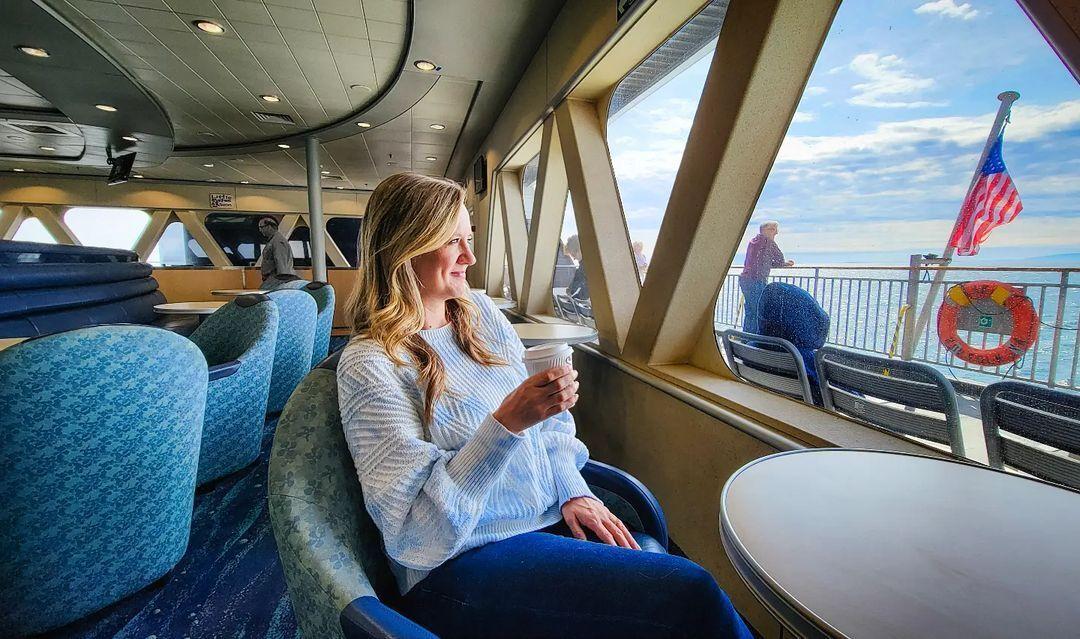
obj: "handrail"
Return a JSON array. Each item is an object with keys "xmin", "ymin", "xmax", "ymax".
[{"xmin": 729, "ymin": 264, "xmax": 1080, "ymax": 274}]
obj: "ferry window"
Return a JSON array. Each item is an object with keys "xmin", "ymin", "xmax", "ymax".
[
  {"xmin": 288, "ymin": 226, "xmax": 312, "ymax": 267},
  {"xmin": 327, "ymin": 217, "xmax": 362, "ymax": 266},
  {"xmin": 521, "ymin": 154, "xmax": 540, "ymax": 229},
  {"xmin": 553, "ymin": 198, "xmax": 591, "ymax": 324},
  {"xmin": 607, "ymin": 0, "xmax": 729, "ymax": 284},
  {"xmin": 205, "ymin": 213, "xmax": 263, "ymax": 266},
  {"xmin": 148, "ymin": 221, "xmax": 211, "ymax": 266},
  {"xmin": 12, "ymin": 217, "xmax": 56, "ymax": 244},
  {"xmin": 65, "ymin": 207, "xmax": 148, "ymax": 251},
  {"xmin": 713, "ymin": 0, "xmax": 1079, "ymax": 461}
]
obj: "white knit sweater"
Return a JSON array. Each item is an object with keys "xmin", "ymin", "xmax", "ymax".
[{"xmin": 337, "ymin": 292, "xmax": 594, "ymax": 594}]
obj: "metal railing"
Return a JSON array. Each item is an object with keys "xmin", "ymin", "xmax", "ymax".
[{"xmin": 715, "ymin": 264, "xmax": 1079, "ymax": 390}]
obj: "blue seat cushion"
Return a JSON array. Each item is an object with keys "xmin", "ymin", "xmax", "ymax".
[
  {"xmin": 0, "ymin": 240, "xmax": 138, "ymax": 264},
  {"xmin": 0, "ymin": 261, "xmax": 152, "ymax": 291}
]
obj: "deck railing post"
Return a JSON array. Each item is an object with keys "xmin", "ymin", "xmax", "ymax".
[
  {"xmin": 900, "ymin": 254, "xmax": 922, "ymax": 361},
  {"xmin": 1046, "ymin": 270, "xmax": 1069, "ymax": 388}
]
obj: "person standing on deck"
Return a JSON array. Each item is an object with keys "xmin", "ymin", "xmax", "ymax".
[
  {"xmin": 739, "ymin": 221, "xmax": 794, "ymax": 334},
  {"xmin": 258, "ymin": 216, "xmax": 298, "ymax": 289},
  {"xmin": 564, "ymin": 235, "xmax": 589, "ymax": 301}
]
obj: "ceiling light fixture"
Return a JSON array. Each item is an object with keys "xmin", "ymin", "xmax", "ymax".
[
  {"xmin": 321, "ymin": 170, "xmax": 330, "ymax": 175},
  {"xmin": 259, "ymin": 94, "xmax": 280, "ymax": 103},
  {"xmin": 13, "ymin": 168, "xmax": 25, "ymax": 172},
  {"xmin": 277, "ymin": 143, "xmax": 290, "ymax": 149},
  {"xmin": 39, "ymin": 146, "xmax": 55, "ymax": 151},
  {"xmin": 356, "ymin": 122, "xmax": 371, "ymax": 128},
  {"xmin": 425, "ymin": 156, "xmax": 437, "ymax": 161},
  {"xmin": 95, "ymin": 104, "xmax": 117, "ymax": 112},
  {"xmin": 429, "ymin": 123, "xmax": 445, "ymax": 130},
  {"xmin": 336, "ymin": 186, "xmax": 344, "ymax": 190},
  {"xmin": 413, "ymin": 60, "xmax": 437, "ymax": 71},
  {"xmin": 133, "ymin": 174, "xmax": 144, "ymax": 179},
  {"xmin": 17, "ymin": 46, "xmax": 49, "ymax": 58},
  {"xmin": 203, "ymin": 163, "xmax": 214, "ymax": 167},
  {"xmin": 240, "ymin": 180, "xmax": 249, "ymax": 184},
  {"xmin": 122, "ymin": 135, "xmax": 139, "ymax": 142},
  {"xmin": 194, "ymin": 20, "xmax": 225, "ymax": 34}
]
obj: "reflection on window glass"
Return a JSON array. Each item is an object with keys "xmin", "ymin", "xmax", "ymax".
[
  {"xmin": 205, "ymin": 213, "xmax": 263, "ymax": 266},
  {"xmin": 149, "ymin": 221, "xmax": 211, "ymax": 266},
  {"xmin": 521, "ymin": 154, "xmax": 540, "ymax": 229},
  {"xmin": 712, "ymin": 0, "xmax": 1079, "ymax": 462},
  {"xmin": 608, "ymin": 0, "xmax": 728, "ymax": 284},
  {"xmin": 327, "ymin": 217, "xmax": 362, "ymax": 266},
  {"xmin": 65, "ymin": 207, "xmax": 148, "ymax": 250},
  {"xmin": 12, "ymin": 217, "xmax": 56, "ymax": 244}
]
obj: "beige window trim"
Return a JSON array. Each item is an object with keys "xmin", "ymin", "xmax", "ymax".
[
  {"xmin": 519, "ymin": 116, "xmax": 569, "ymax": 316},
  {"xmin": 133, "ymin": 210, "xmax": 176, "ymax": 262},
  {"xmin": 29, "ymin": 206, "xmax": 80, "ymax": 245},
  {"xmin": 0, "ymin": 205, "xmax": 28, "ymax": 240},
  {"xmin": 497, "ymin": 171, "xmax": 528, "ymax": 300},
  {"xmin": 175, "ymin": 210, "xmax": 232, "ymax": 267}
]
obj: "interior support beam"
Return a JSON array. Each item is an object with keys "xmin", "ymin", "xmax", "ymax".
[
  {"xmin": 133, "ymin": 209, "xmax": 175, "ymax": 262},
  {"xmin": 175, "ymin": 210, "xmax": 232, "ymax": 268},
  {"xmin": 621, "ymin": 0, "xmax": 841, "ymax": 369},
  {"xmin": 482, "ymin": 180, "xmax": 507, "ymax": 296},
  {"xmin": 306, "ymin": 136, "xmax": 328, "ymax": 282},
  {"xmin": 299, "ymin": 215, "xmax": 351, "ymax": 268},
  {"xmin": 30, "ymin": 206, "xmax": 80, "ymax": 245},
  {"xmin": 498, "ymin": 171, "xmax": 528, "ymax": 300},
  {"xmin": 520, "ymin": 116, "xmax": 569, "ymax": 315},
  {"xmin": 0, "ymin": 205, "xmax": 27, "ymax": 240},
  {"xmin": 555, "ymin": 98, "xmax": 639, "ymax": 354}
]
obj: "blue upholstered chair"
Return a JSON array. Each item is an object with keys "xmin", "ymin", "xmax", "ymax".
[
  {"xmin": 269, "ymin": 352, "xmax": 669, "ymax": 639},
  {"xmin": 303, "ymin": 281, "xmax": 336, "ymax": 368},
  {"xmin": 270, "ymin": 278, "xmax": 311, "ymax": 291},
  {"xmin": 266, "ymin": 289, "xmax": 317, "ymax": 413},
  {"xmin": 758, "ymin": 282, "xmax": 829, "ymax": 398},
  {"xmin": 0, "ymin": 325, "xmax": 207, "ymax": 635},
  {"xmin": 188, "ymin": 294, "xmax": 279, "ymax": 485}
]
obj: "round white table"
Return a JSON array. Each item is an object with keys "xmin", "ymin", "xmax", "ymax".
[
  {"xmin": 153, "ymin": 301, "xmax": 227, "ymax": 315},
  {"xmin": 490, "ymin": 297, "xmax": 516, "ymax": 310},
  {"xmin": 211, "ymin": 289, "xmax": 263, "ymax": 297},
  {"xmin": 720, "ymin": 449, "xmax": 1080, "ymax": 639},
  {"xmin": 512, "ymin": 323, "xmax": 597, "ymax": 346}
]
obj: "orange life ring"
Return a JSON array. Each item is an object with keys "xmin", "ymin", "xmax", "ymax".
[{"xmin": 937, "ymin": 280, "xmax": 1038, "ymax": 367}]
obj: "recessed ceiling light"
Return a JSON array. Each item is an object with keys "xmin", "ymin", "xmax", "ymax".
[
  {"xmin": 95, "ymin": 104, "xmax": 117, "ymax": 112},
  {"xmin": 356, "ymin": 122, "xmax": 371, "ymax": 128},
  {"xmin": 122, "ymin": 135, "xmax": 139, "ymax": 142},
  {"xmin": 321, "ymin": 170, "xmax": 330, "ymax": 175},
  {"xmin": 425, "ymin": 156, "xmax": 437, "ymax": 161},
  {"xmin": 429, "ymin": 123, "xmax": 445, "ymax": 130},
  {"xmin": 13, "ymin": 168, "xmax": 25, "ymax": 172},
  {"xmin": 208, "ymin": 179, "xmax": 217, "ymax": 182},
  {"xmin": 16, "ymin": 46, "xmax": 49, "ymax": 58},
  {"xmin": 203, "ymin": 163, "xmax": 214, "ymax": 168},
  {"xmin": 277, "ymin": 143, "xmax": 290, "ymax": 149},
  {"xmin": 413, "ymin": 60, "xmax": 437, "ymax": 71},
  {"xmin": 39, "ymin": 146, "xmax": 55, "ymax": 151},
  {"xmin": 240, "ymin": 180, "xmax": 249, "ymax": 184},
  {"xmin": 259, "ymin": 94, "xmax": 280, "ymax": 103},
  {"xmin": 336, "ymin": 186, "xmax": 344, "ymax": 190},
  {"xmin": 194, "ymin": 20, "xmax": 225, "ymax": 34},
  {"xmin": 133, "ymin": 174, "xmax": 144, "ymax": 179}
]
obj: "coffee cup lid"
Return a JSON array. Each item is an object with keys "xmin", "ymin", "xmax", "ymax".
[{"xmin": 524, "ymin": 342, "xmax": 570, "ymax": 359}]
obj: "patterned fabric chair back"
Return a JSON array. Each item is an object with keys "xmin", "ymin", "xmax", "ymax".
[
  {"xmin": 0, "ymin": 325, "xmax": 207, "ymax": 635},
  {"xmin": 189, "ymin": 294, "xmax": 279, "ymax": 485},
  {"xmin": 269, "ymin": 366, "xmax": 398, "ymax": 639},
  {"xmin": 303, "ymin": 282, "xmax": 336, "ymax": 368},
  {"xmin": 274, "ymin": 279, "xmax": 311, "ymax": 291},
  {"xmin": 265, "ymin": 289, "xmax": 317, "ymax": 413}
]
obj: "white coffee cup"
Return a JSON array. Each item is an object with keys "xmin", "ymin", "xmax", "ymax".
[{"xmin": 523, "ymin": 342, "xmax": 574, "ymax": 376}]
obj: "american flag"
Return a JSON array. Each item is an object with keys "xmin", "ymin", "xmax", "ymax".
[{"xmin": 947, "ymin": 133, "xmax": 1023, "ymax": 256}]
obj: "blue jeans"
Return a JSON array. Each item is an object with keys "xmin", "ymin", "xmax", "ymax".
[
  {"xmin": 739, "ymin": 278, "xmax": 766, "ymax": 334},
  {"xmin": 395, "ymin": 523, "xmax": 753, "ymax": 639}
]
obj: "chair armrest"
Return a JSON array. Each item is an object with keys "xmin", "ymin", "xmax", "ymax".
[
  {"xmin": 208, "ymin": 359, "xmax": 241, "ymax": 382},
  {"xmin": 581, "ymin": 460, "xmax": 668, "ymax": 550},
  {"xmin": 340, "ymin": 596, "xmax": 439, "ymax": 639}
]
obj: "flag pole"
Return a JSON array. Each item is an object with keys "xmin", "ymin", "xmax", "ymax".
[{"xmin": 903, "ymin": 91, "xmax": 1020, "ymax": 361}]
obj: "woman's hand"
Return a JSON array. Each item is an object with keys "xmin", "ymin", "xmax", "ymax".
[
  {"xmin": 493, "ymin": 366, "xmax": 578, "ymax": 434},
  {"xmin": 561, "ymin": 497, "xmax": 642, "ymax": 550}
]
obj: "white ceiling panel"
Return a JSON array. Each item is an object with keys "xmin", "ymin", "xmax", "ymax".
[{"xmin": 362, "ymin": 0, "xmax": 407, "ymax": 25}]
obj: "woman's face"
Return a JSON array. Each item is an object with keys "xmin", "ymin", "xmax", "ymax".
[{"xmin": 411, "ymin": 204, "xmax": 475, "ymax": 302}]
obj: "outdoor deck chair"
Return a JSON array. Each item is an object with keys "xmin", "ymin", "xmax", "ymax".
[
  {"xmin": 721, "ymin": 329, "xmax": 815, "ymax": 405},
  {"xmin": 980, "ymin": 380, "xmax": 1080, "ymax": 491},
  {"xmin": 554, "ymin": 292, "xmax": 581, "ymax": 323},
  {"xmin": 815, "ymin": 347, "xmax": 964, "ymax": 456},
  {"xmin": 571, "ymin": 297, "xmax": 596, "ymax": 328}
]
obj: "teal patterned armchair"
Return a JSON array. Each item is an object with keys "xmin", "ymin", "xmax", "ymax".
[
  {"xmin": 0, "ymin": 325, "xmax": 207, "ymax": 635},
  {"xmin": 266, "ymin": 289, "xmax": 317, "ymax": 413},
  {"xmin": 188, "ymin": 294, "xmax": 279, "ymax": 485},
  {"xmin": 303, "ymin": 281, "xmax": 336, "ymax": 368}
]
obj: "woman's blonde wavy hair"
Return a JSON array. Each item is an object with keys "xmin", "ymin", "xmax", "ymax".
[{"xmin": 344, "ymin": 172, "xmax": 505, "ymax": 435}]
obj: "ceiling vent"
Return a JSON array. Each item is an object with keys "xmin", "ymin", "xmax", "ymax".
[
  {"xmin": 5, "ymin": 122, "xmax": 71, "ymax": 135},
  {"xmin": 251, "ymin": 111, "xmax": 295, "ymax": 125},
  {"xmin": 322, "ymin": 174, "xmax": 343, "ymax": 181}
]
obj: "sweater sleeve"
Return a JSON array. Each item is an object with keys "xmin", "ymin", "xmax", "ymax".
[
  {"xmin": 481, "ymin": 295, "xmax": 595, "ymax": 505},
  {"xmin": 338, "ymin": 351, "xmax": 526, "ymax": 571}
]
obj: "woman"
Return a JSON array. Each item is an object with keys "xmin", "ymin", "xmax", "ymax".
[{"xmin": 338, "ymin": 173, "xmax": 751, "ymax": 639}]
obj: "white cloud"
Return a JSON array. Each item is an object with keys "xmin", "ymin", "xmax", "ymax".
[
  {"xmin": 915, "ymin": 0, "xmax": 979, "ymax": 20},
  {"xmin": 776, "ymin": 99, "xmax": 1080, "ymax": 163},
  {"xmin": 609, "ymin": 137, "xmax": 688, "ymax": 181},
  {"xmin": 847, "ymin": 53, "xmax": 946, "ymax": 109},
  {"xmin": 792, "ymin": 111, "xmax": 816, "ymax": 123},
  {"xmin": 804, "ymin": 86, "xmax": 828, "ymax": 97}
]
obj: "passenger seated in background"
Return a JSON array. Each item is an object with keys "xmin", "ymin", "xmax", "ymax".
[
  {"xmin": 564, "ymin": 234, "xmax": 590, "ymax": 301},
  {"xmin": 257, "ymin": 216, "xmax": 298, "ymax": 289},
  {"xmin": 759, "ymin": 282, "xmax": 830, "ymax": 404},
  {"xmin": 337, "ymin": 173, "xmax": 751, "ymax": 639}
]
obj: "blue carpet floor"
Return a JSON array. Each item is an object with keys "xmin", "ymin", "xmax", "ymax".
[{"xmin": 45, "ymin": 418, "xmax": 300, "ymax": 639}]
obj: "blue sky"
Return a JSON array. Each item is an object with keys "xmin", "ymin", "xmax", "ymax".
[{"xmin": 607, "ymin": 0, "xmax": 1080, "ymax": 266}]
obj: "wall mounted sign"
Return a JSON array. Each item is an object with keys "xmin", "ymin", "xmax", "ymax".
[
  {"xmin": 617, "ymin": 0, "xmax": 639, "ymax": 20},
  {"xmin": 209, "ymin": 192, "xmax": 234, "ymax": 209}
]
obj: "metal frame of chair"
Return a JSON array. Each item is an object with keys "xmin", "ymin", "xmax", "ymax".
[
  {"xmin": 721, "ymin": 329, "xmax": 814, "ymax": 405},
  {"xmin": 815, "ymin": 346, "xmax": 964, "ymax": 456},
  {"xmin": 980, "ymin": 380, "xmax": 1080, "ymax": 491}
]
